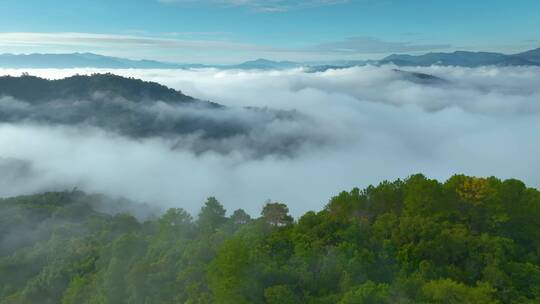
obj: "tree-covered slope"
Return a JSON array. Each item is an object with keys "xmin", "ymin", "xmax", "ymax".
[
  {"xmin": 0, "ymin": 74, "xmax": 314, "ymax": 157},
  {"xmin": 0, "ymin": 174, "xmax": 539, "ymax": 303},
  {"xmin": 0, "ymin": 73, "xmax": 199, "ymax": 105}
]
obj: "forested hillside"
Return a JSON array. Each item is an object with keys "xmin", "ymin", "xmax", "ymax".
[
  {"xmin": 0, "ymin": 74, "xmax": 198, "ymax": 104},
  {"xmin": 1, "ymin": 174, "xmax": 539, "ymax": 303},
  {"xmin": 0, "ymin": 74, "xmax": 314, "ymax": 157}
]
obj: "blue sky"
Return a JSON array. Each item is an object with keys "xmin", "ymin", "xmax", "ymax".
[{"xmin": 0, "ymin": 0, "xmax": 538, "ymax": 63}]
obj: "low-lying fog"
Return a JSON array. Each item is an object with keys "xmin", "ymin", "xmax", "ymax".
[{"xmin": 1, "ymin": 65, "xmax": 539, "ymax": 216}]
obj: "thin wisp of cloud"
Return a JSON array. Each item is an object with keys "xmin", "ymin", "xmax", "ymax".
[{"xmin": 157, "ymin": 0, "xmax": 351, "ymax": 12}]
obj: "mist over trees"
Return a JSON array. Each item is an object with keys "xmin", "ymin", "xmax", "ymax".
[
  {"xmin": 1, "ymin": 66, "xmax": 540, "ymax": 215},
  {"xmin": 1, "ymin": 174, "xmax": 539, "ymax": 303},
  {"xmin": 0, "ymin": 68, "xmax": 539, "ymax": 304},
  {"xmin": 1, "ymin": 1, "xmax": 539, "ymax": 303},
  {"xmin": 0, "ymin": 74, "xmax": 325, "ymax": 158}
]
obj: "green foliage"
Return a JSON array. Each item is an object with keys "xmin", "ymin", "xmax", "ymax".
[
  {"xmin": 198, "ymin": 197, "xmax": 227, "ymax": 233},
  {"xmin": 264, "ymin": 285, "xmax": 299, "ymax": 304},
  {"xmin": 0, "ymin": 174, "xmax": 539, "ymax": 303},
  {"xmin": 261, "ymin": 202, "xmax": 294, "ymax": 227},
  {"xmin": 421, "ymin": 279, "xmax": 497, "ymax": 304},
  {"xmin": 230, "ymin": 209, "xmax": 252, "ymax": 226},
  {"xmin": 0, "ymin": 73, "xmax": 195, "ymax": 104},
  {"xmin": 338, "ymin": 281, "xmax": 390, "ymax": 304}
]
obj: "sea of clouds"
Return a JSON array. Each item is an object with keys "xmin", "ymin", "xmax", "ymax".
[{"xmin": 1, "ymin": 65, "xmax": 539, "ymax": 216}]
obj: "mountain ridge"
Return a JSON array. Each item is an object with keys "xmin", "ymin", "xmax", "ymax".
[
  {"xmin": 380, "ymin": 48, "xmax": 540, "ymax": 67},
  {"xmin": 0, "ymin": 52, "xmax": 189, "ymax": 69},
  {"xmin": 0, "ymin": 73, "xmax": 203, "ymax": 105},
  {"xmin": 1, "ymin": 47, "xmax": 540, "ymax": 70}
]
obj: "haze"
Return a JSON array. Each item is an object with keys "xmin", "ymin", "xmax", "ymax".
[{"xmin": 1, "ymin": 65, "xmax": 539, "ymax": 215}]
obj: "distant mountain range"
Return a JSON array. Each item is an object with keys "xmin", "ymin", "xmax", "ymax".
[
  {"xmin": 1, "ymin": 48, "xmax": 539, "ymax": 70},
  {"xmin": 378, "ymin": 48, "xmax": 540, "ymax": 67},
  {"xmin": 0, "ymin": 53, "xmax": 307, "ymax": 70},
  {"xmin": 231, "ymin": 58, "xmax": 302, "ymax": 70},
  {"xmin": 0, "ymin": 53, "xmax": 191, "ymax": 69}
]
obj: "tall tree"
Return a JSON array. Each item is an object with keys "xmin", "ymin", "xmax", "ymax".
[
  {"xmin": 230, "ymin": 209, "xmax": 252, "ymax": 226},
  {"xmin": 261, "ymin": 202, "xmax": 293, "ymax": 227},
  {"xmin": 198, "ymin": 197, "xmax": 227, "ymax": 233}
]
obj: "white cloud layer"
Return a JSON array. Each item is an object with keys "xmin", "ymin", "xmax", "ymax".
[{"xmin": 0, "ymin": 65, "xmax": 539, "ymax": 216}]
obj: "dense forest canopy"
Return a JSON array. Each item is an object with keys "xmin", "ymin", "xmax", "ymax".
[
  {"xmin": 1, "ymin": 174, "xmax": 539, "ymax": 303},
  {"xmin": 0, "ymin": 73, "xmax": 198, "ymax": 104}
]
